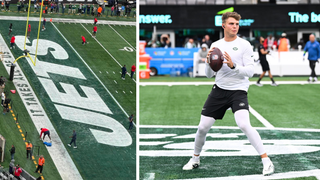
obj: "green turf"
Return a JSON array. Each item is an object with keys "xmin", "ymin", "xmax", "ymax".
[
  {"xmin": 140, "ymin": 75, "xmax": 311, "ymax": 82},
  {"xmin": 53, "ymin": 22, "xmax": 136, "ymax": 115},
  {"xmin": 140, "ymin": 84, "xmax": 320, "ymax": 129},
  {"xmin": 0, "ymin": 18, "xmax": 136, "ymax": 180},
  {"xmin": 140, "ymin": 128, "xmax": 320, "ymax": 180},
  {"xmin": 0, "ymin": 5, "xmax": 135, "ymax": 21},
  {"xmin": 0, "ymin": 62, "xmax": 61, "ymax": 180},
  {"xmin": 139, "ymin": 85, "xmax": 264, "ymax": 127}
]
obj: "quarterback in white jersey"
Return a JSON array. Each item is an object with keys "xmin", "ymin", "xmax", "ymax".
[{"xmin": 183, "ymin": 12, "xmax": 275, "ymax": 176}]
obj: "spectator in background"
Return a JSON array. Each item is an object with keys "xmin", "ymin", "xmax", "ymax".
[
  {"xmin": 185, "ymin": 38, "xmax": 196, "ymax": 48},
  {"xmin": 86, "ymin": 4, "xmax": 90, "ymax": 15},
  {"xmin": 68, "ymin": 2, "xmax": 71, "ymax": 14},
  {"xmin": 303, "ymin": 34, "xmax": 320, "ymax": 82},
  {"xmin": 2, "ymin": 98, "xmax": 10, "ymax": 115},
  {"xmin": 97, "ymin": 5, "xmax": 102, "ymax": 17},
  {"xmin": 121, "ymin": 65, "xmax": 127, "ymax": 80},
  {"xmin": 78, "ymin": 3, "xmax": 82, "ymax": 15},
  {"xmin": 62, "ymin": 3, "xmax": 65, "ymax": 14},
  {"xmin": 201, "ymin": 35, "xmax": 212, "ymax": 48},
  {"xmin": 263, "ymin": 34, "xmax": 277, "ymax": 51},
  {"xmin": 278, "ymin": 33, "xmax": 290, "ymax": 52},
  {"xmin": 10, "ymin": 145, "xmax": 15, "ymax": 160},
  {"xmin": 160, "ymin": 34, "xmax": 171, "ymax": 48},
  {"xmin": 91, "ymin": 3, "xmax": 94, "ymax": 16},
  {"xmin": 198, "ymin": 44, "xmax": 208, "ymax": 64},
  {"xmin": 72, "ymin": 3, "xmax": 76, "ymax": 14},
  {"xmin": 111, "ymin": 5, "xmax": 114, "ymax": 16},
  {"xmin": 128, "ymin": 114, "xmax": 134, "ymax": 130},
  {"xmin": 17, "ymin": 0, "xmax": 21, "ymax": 12},
  {"xmin": 5, "ymin": 0, "xmax": 9, "ymax": 11},
  {"xmin": 131, "ymin": 63, "xmax": 136, "ymax": 79},
  {"xmin": 14, "ymin": 164, "xmax": 22, "ymax": 180},
  {"xmin": 42, "ymin": 17, "xmax": 46, "ymax": 31}
]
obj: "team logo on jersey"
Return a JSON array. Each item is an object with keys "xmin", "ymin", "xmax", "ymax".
[
  {"xmin": 233, "ymin": 47, "xmax": 238, "ymax": 51},
  {"xmin": 239, "ymin": 102, "xmax": 245, "ymax": 107}
]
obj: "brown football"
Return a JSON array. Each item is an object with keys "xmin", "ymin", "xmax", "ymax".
[{"xmin": 208, "ymin": 47, "xmax": 224, "ymax": 72}]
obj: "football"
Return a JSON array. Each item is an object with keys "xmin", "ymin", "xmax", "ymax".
[{"xmin": 208, "ymin": 47, "xmax": 224, "ymax": 72}]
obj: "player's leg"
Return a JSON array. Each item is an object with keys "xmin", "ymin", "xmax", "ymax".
[
  {"xmin": 256, "ymin": 71, "xmax": 266, "ymax": 86},
  {"xmin": 309, "ymin": 60, "xmax": 315, "ymax": 82},
  {"xmin": 183, "ymin": 115, "xmax": 216, "ymax": 170},
  {"xmin": 234, "ymin": 109, "xmax": 274, "ymax": 175},
  {"xmin": 268, "ymin": 70, "xmax": 277, "ymax": 86}
]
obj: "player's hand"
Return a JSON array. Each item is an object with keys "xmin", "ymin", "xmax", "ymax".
[
  {"xmin": 223, "ymin": 51, "xmax": 233, "ymax": 68},
  {"xmin": 206, "ymin": 47, "xmax": 215, "ymax": 63}
]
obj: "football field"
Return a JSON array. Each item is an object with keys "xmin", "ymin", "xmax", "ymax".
[
  {"xmin": 139, "ymin": 80, "xmax": 320, "ymax": 180},
  {"xmin": 0, "ymin": 17, "xmax": 136, "ymax": 180}
]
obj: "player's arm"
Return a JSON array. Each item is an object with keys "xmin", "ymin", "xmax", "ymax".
[
  {"xmin": 225, "ymin": 46, "xmax": 254, "ymax": 77},
  {"xmin": 205, "ymin": 46, "xmax": 215, "ymax": 78}
]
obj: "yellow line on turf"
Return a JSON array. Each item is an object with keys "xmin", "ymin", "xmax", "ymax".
[{"xmin": 9, "ymin": 103, "xmax": 45, "ymax": 179}]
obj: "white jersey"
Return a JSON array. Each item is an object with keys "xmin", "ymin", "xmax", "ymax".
[{"xmin": 205, "ymin": 36, "xmax": 254, "ymax": 92}]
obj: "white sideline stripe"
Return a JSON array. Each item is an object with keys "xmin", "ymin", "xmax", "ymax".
[
  {"xmin": 139, "ymin": 125, "xmax": 320, "ymax": 132},
  {"xmin": 0, "ymin": 34, "xmax": 82, "ymax": 180},
  {"xmin": 144, "ymin": 173, "xmax": 155, "ymax": 180},
  {"xmin": 140, "ymin": 81, "xmax": 320, "ymax": 86},
  {"xmin": 0, "ymin": 16, "xmax": 136, "ymax": 26},
  {"xmin": 80, "ymin": 23, "xmax": 136, "ymax": 83},
  {"xmin": 249, "ymin": 105, "xmax": 274, "ymax": 128},
  {"xmin": 51, "ymin": 22, "xmax": 136, "ymax": 127},
  {"xmin": 108, "ymin": 24, "xmax": 136, "ymax": 51},
  {"xmin": 176, "ymin": 169, "xmax": 320, "ymax": 180}
]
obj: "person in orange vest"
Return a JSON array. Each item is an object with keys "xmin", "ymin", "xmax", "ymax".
[
  {"xmin": 35, "ymin": 155, "xmax": 45, "ymax": 174},
  {"xmin": 40, "ymin": 128, "xmax": 51, "ymax": 141},
  {"xmin": 26, "ymin": 141, "xmax": 33, "ymax": 160},
  {"xmin": 97, "ymin": 6, "xmax": 102, "ymax": 17},
  {"xmin": 278, "ymin": 33, "xmax": 290, "ymax": 52}
]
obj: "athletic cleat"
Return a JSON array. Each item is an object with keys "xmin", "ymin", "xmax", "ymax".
[
  {"xmin": 183, "ymin": 157, "xmax": 200, "ymax": 170},
  {"xmin": 67, "ymin": 144, "xmax": 71, "ymax": 147},
  {"xmin": 74, "ymin": 146, "xmax": 77, "ymax": 149},
  {"xmin": 255, "ymin": 82, "xmax": 263, "ymax": 87},
  {"xmin": 313, "ymin": 78, "xmax": 317, "ymax": 82},
  {"xmin": 263, "ymin": 161, "xmax": 274, "ymax": 176},
  {"xmin": 271, "ymin": 83, "xmax": 278, "ymax": 86}
]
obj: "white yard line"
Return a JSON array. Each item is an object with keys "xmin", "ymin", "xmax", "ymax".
[
  {"xmin": 177, "ymin": 169, "xmax": 320, "ymax": 180},
  {"xmin": 0, "ymin": 16, "xmax": 135, "ymax": 26},
  {"xmin": 140, "ymin": 81, "xmax": 320, "ymax": 86},
  {"xmin": 0, "ymin": 34, "xmax": 82, "ymax": 180},
  {"xmin": 249, "ymin": 105, "xmax": 274, "ymax": 128},
  {"xmin": 80, "ymin": 23, "xmax": 136, "ymax": 83},
  {"xmin": 108, "ymin": 24, "xmax": 136, "ymax": 51},
  {"xmin": 139, "ymin": 125, "xmax": 320, "ymax": 132},
  {"xmin": 51, "ymin": 22, "xmax": 136, "ymax": 127}
]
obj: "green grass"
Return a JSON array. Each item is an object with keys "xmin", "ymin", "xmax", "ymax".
[
  {"xmin": 140, "ymin": 84, "xmax": 320, "ymax": 128},
  {"xmin": 140, "ymin": 75, "xmax": 311, "ymax": 82},
  {"xmin": 54, "ymin": 22, "xmax": 136, "ymax": 115},
  {"xmin": 0, "ymin": 62, "xmax": 61, "ymax": 180}
]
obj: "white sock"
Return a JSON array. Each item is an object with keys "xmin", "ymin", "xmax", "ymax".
[
  {"xmin": 234, "ymin": 110, "xmax": 266, "ymax": 155},
  {"xmin": 309, "ymin": 76, "xmax": 313, "ymax": 80},
  {"xmin": 194, "ymin": 115, "xmax": 216, "ymax": 155},
  {"xmin": 192, "ymin": 155, "xmax": 200, "ymax": 161},
  {"xmin": 262, "ymin": 157, "xmax": 271, "ymax": 167},
  {"xmin": 314, "ymin": 77, "xmax": 318, "ymax": 80}
]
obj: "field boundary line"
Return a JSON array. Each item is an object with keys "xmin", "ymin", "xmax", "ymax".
[
  {"xmin": 51, "ymin": 22, "xmax": 136, "ymax": 127},
  {"xmin": 249, "ymin": 105, "xmax": 274, "ymax": 128},
  {"xmin": 80, "ymin": 23, "xmax": 136, "ymax": 83},
  {"xmin": 0, "ymin": 34, "xmax": 82, "ymax": 180},
  {"xmin": 139, "ymin": 125, "xmax": 320, "ymax": 132},
  {"xmin": 108, "ymin": 24, "xmax": 136, "ymax": 51},
  {"xmin": 176, "ymin": 169, "xmax": 320, "ymax": 180},
  {"xmin": 140, "ymin": 81, "xmax": 320, "ymax": 86}
]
